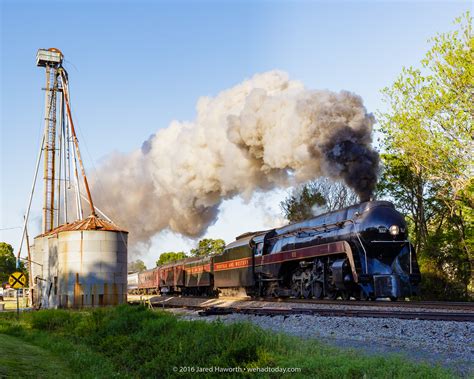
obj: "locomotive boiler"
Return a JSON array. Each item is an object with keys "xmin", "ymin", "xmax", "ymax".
[{"xmin": 134, "ymin": 201, "xmax": 421, "ymax": 300}]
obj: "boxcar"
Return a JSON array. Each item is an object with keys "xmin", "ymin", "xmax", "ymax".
[{"xmin": 138, "ymin": 268, "xmax": 158, "ymax": 294}]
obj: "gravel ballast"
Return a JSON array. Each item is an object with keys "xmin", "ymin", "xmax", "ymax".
[{"xmin": 168, "ymin": 308, "xmax": 474, "ymax": 377}]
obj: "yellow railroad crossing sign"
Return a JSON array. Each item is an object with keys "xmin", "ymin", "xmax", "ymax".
[{"xmin": 9, "ymin": 272, "xmax": 26, "ymax": 289}]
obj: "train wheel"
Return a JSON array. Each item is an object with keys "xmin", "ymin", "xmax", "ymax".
[
  {"xmin": 340, "ymin": 291, "xmax": 350, "ymax": 300},
  {"xmin": 302, "ymin": 285, "xmax": 312, "ymax": 299},
  {"xmin": 291, "ymin": 270, "xmax": 303, "ymax": 298},
  {"xmin": 326, "ymin": 289, "xmax": 337, "ymax": 300},
  {"xmin": 313, "ymin": 282, "xmax": 323, "ymax": 299},
  {"xmin": 301, "ymin": 269, "xmax": 313, "ymax": 299},
  {"xmin": 360, "ymin": 289, "xmax": 372, "ymax": 301},
  {"xmin": 291, "ymin": 281, "xmax": 302, "ymax": 298}
]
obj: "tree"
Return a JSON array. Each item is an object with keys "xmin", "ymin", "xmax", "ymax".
[
  {"xmin": 190, "ymin": 239, "xmax": 225, "ymax": 258},
  {"xmin": 0, "ymin": 242, "xmax": 27, "ymax": 286},
  {"xmin": 0, "ymin": 243, "xmax": 16, "ymax": 285},
  {"xmin": 377, "ymin": 12, "xmax": 473, "ymax": 299},
  {"xmin": 156, "ymin": 252, "xmax": 188, "ymax": 266},
  {"xmin": 375, "ymin": 154, "xmax": 440, "ymax": 254},
  {"xmin": 127, "ymin": 259, "xmax": 147, "ymax": 273},
  {"xmin": 280, "ymin": 178, "xmax": 359, "ymax": 223}
]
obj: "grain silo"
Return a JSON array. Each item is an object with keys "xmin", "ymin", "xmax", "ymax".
[
  {"xmin": 32, "ymin": 216, "xmax": 128, "ymax": 308},
  {"xmin": 20, "ymin": 48, "xmax": 128, "ymax": 308}
]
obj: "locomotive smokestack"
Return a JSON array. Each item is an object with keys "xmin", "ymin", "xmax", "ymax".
[{"xmin": 92, "ymin": 70, "xmax": 379, "ymax": 246}]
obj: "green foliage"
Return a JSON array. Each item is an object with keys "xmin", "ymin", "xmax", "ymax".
[
  {"xmin": 156, "ymin": 251, "xmax": 188, "ymax": 266},
  {"xmin": 0, "ymin": 306, "xmax": 456, "ymax": 378},
  {"xmin": 281, "ymin": 184, "xmax": 325, "ymax": 222},
  {"xmin": 156, "ymin": 239, "xmax": 226, "ymax": 266},
  {"xmin": 127, "ymin": 259, "xmax": 147, "ymax": 272},
  {"xmin": 190, "ymin": 238, "xmax": 225, "ymax": 257},
  {"xmin": 377, "ymin": 12, "xmax": 473, "ymax": 299},
  {"xmin": 379, "ymin": 12, "xmax": 473, "ymax": 190},
  {"xmin": 281, "ymin": 179, "xmax": 358, "ymax": 223},
  {"xmin": 0, "ymin": 242, "xmax": 27, "ymax": 286},
  {"xmin": 29, "ymin": 309, "xmax": 80, "ymax": 331},
  {"xmin": 0, "ymin": 243, "xmax": 16, "ymax": 285}
]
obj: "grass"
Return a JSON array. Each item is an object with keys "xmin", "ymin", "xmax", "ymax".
[
  {"xmin": 0, "ymin": 333, "xmax": 73, "ymax": 378},
  {"xmin": 0, "ymin": 305, "xmax": 456, "ymax": 378}
]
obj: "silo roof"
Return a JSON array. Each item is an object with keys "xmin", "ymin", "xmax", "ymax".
[{"xmin": 37, "ymin": 215, "xmax": 128, "ymax": 237}]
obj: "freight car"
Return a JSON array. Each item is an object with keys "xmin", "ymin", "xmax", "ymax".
[
  {"xmin": 137, "ymin": 268, "xmax": 159, "ymax": 294},
  {"xmin": 129, "ymin": 201, "xmax": 421, "ymax": 300}
]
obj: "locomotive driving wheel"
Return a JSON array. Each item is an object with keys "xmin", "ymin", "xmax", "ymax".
[
  {"xmin": 291, "ymin": 276, "xmax": 302, "ymax": 298},
  {"xmin": 326, "ymin": 289, "xmax": 338, "ymax": 300},
  {"xmin": 340, "ymin": 291, "xmax": 351, "ymax": 300},
  {"xmin": 301, "ymin": 269, "xmax": 313, "ymax": 299},
  {"xmin": 291, "ymin": 269, "xmax": 312, "ymax": 298},
  {"xmin": 312, "ymin": 281, "xmax": 323, "ymax": 299}
]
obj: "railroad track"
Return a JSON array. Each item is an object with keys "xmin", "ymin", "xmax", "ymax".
[
  {"xmin": 129, "ymin": 297, "xmax": 474, "ymax": 322},
  {"xmin": 129, "ymin": 295, "xmax": 474, "ymax": 311},
  {"xmin": 196, "ymin": 306, "xmax": 474, "ymax": 322},
  {"xmin": 252, "ymin": 297, "xmax": 474, "ymax": 311},
  {"xmin": 139, "ymin": 295, "xmax": 474, "ymax": 311}
]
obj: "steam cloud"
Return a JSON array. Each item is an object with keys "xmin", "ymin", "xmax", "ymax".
[{"xmin": 93, "ymin": 71, "xmax": 379, "ymax": 245}]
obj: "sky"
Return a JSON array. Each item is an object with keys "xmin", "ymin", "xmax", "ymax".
[{"xmin": 0, "ymin": 0, "xmax": 470, "ymax": 269}]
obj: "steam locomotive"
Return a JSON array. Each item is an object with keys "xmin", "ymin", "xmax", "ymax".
[{"xmin": 134, "ymin": 201, "xmax": 421, "ymax": 300}]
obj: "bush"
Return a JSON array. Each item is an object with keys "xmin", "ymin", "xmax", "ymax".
[
  {"xmin": 29, "ymin": 309, "xmax": 79, "ymax": 331},
  {"xmin": 418, "ymin": 270, "xmax": 469, "ymax": 301}
]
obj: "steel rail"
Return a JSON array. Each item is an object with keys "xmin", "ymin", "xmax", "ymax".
[
  {"xmin": 221, "ymin": 307, "xmax": 474, "ymax": 322},
  {"xmin": 128, "ymin": 301, "xmax": 474, "ymax": 322},
  {"xmin": 252, "ymin": 297, "xmax": 474, "ymax": 310},
  {"xmin": 128, "ymin": 296, "xmax": 474, "ymax": 321},
  {"xmin": 129, "ymin": 295, "xmax": 474, "ymax": 311}
]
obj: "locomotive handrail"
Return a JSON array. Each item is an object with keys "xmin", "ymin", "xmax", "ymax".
[
  {"xmin": 345, "ymin": 219, "xmax": 369, "ymax": 275},
  {"xmin": 268, "ymin": 219, "xmax": 350, "ymax": 240},
  {"xmin": 370, "ymin": 240, "xmax": 410, "ymax": 242}
]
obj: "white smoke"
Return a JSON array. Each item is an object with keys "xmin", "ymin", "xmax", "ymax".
[{"xmin": 93, "ymin": 70, "xmax": 378, "ymax": 246}]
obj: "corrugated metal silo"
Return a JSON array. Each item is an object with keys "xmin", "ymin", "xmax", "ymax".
[{"xmin": 31, "ymin": 215, "xmax": 128, "ymax": 308}]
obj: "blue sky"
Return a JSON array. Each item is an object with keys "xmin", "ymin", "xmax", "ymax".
[{"xmin": 0, "ymin": 0, "xmax": 470, "ymax": 267}]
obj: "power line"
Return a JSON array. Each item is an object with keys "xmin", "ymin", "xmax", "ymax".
[{"xmin": 0, "ymin": 226, "xmax": 22, "ymax": 231}]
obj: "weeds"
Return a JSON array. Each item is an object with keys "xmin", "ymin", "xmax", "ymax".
[{"xmin": 0, "ymin": 305, "xmax": 456, "ymax": 378}]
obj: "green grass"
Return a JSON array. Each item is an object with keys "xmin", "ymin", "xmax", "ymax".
[
  {"xmin": 0, "ymin": 333, "xmax": 73, "ymax": 378},
  {"xmin": 0, "ymin": 305, "xmax": 456, "ymax": 378}
]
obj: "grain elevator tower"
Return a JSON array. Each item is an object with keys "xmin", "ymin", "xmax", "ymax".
[{"xmin": 18, "ymin": 49, "xmax": 128, "ymax": 308}]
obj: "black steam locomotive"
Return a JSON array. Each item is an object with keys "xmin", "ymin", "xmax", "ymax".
[{"xmin": 137, "ymin": 201, "xmax": 421, "ymax": 300}]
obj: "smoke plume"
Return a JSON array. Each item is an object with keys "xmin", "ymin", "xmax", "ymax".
[{"xmin": 93, "ymin": 71, "xmax": 379, "ymax": 245}]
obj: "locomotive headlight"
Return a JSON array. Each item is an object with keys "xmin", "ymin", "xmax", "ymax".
[{"xmin": 389, "ymin": 225, "xmax": 400, "ymax": 236}]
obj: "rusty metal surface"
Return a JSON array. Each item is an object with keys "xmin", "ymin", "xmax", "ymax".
[
  {"xmin": 37, "ymin": 215, "xmax": 127, "ymax": 237},
  {"xmin": 32, "ymin": 227, "xmax": 128, "ymax": 308},
  {"xmin": 138, "ymin": 269, "xmax": 157, "ymax": 291}
]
